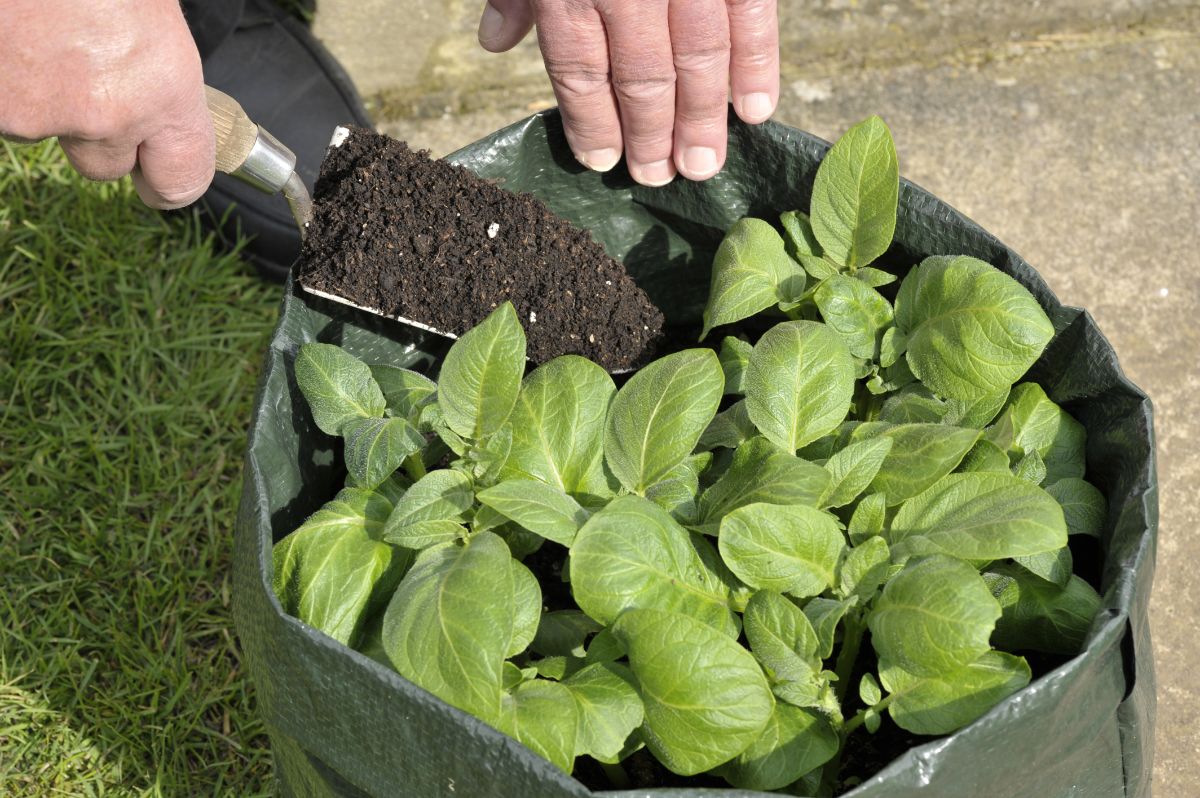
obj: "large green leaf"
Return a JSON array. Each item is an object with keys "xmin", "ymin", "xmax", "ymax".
[
  {"xmin": 888, "ymin": 472, "xmax": 1067, "ymax": 560},
  {"xmin": 809, "ymin": 115, "xmax": 899, "ymax": 270},
  {"xmin": 743, "ymin": 590, "xmax": 822, "ymax": 705},
  {"xmin": 1046, "ymin": 478, "xmax": 1107, "ymax": 537},
  {"xmin": 814, "ymin": 274, "xmax": 894, "ymax": 360},
  {"xmin": 612, "ymin": 608, "xmax": 773, "ymax": 776},
  {"xmin": 477, "ymin": 479, "xmax": 589, "ymax": 547},
  {"xmin": 697, "ymin": 399, "xmax": 758, "ymax": 452},
  {"xmin": 382, "ymin": 469, "xmax": 474, "ymax": 549},
  {"xmin": 880, "ymin": 651, "xmax": 1031, "ymax": 735},
  {"xmin": 381, "ymin": 532, "xmax": 514, "ymax": 722},
  {"xmin": 868, "ymin": 555, "xmax": 1001, "ymax": 677},
  {"xmin": 718, "ymin": 503, "xmax": 844, "ymax": 598},
  {"xmin": 530, "ymin": 610, "xmax": 602, "ymax": 658},
  {"xmin": 803, "ymin": 597, "xmax": 856, "ymax": 660},
  {"xmin": 569, "ymin": 495, "xmax": 736, "ymax": 635},
  {"xmin": 895, "ymin": 256, "xmax": 1054, "ymax": 401},
  {"xmin": 985, "ymin": 563, "xmax": 1101, "ymax": 655},
  {"xmin": 503, "ymin": 355, "xmax": 615, "ymax": 497},
  {"xmin": 272, "ymin": 487, "xmax": 409, "ymax": 646},
  {"xmin": 437, "ymin": 302, "xmax": 526, "ymax": 440},
  {"xmin": 716, "ymin": 704, "xmax": 839, "ymax": 791},
  {"xmin": 294, "ymin": 342, "xmax": 385, "ymax": 436},
  {"xmin": 497, "ymin": 679, "xmax": 579, "ymax": 773},
  {"xmin": 700, "ymin": 218, "xmax": 806, "ymax": 339},
  {"xmin": 837, "ymin": 535, "xmax": 890, "ymax": 601},
  {"xmin": 508, "ymin": 559, "xmax": 542, "ymax": 657},
  {"xmin": 342, "ymin": 416, "xmax": 425, "ymax": 489},
  {"xmin": 604, "ymin": 349, "xmax": 723, "ymax": 493},
  {"xmin": 562, "ymin": 662, "xmax": 644, "ymax": 763},
  {"xmin": 862, "ymin": 423, "xmax": 980, "ymax": 505},
  {"xmin": 779, "ymin": 210, "xmax": 837, "ymax": 279},
  {"xmin": 744, "ymin": 321, "xmax": 855, "ymax": 452},
  {"xmin": 719, "ymin": 336, "xmax": 754, "ymax": 395},
  {"xmin": 696, "ymin": 437, "xmax": 831, "ymax": 533}
]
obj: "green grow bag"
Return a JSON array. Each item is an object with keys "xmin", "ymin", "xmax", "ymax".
[{"xmin": 234, "ymin": 110, "xmax": 1156, "ymax": 798}]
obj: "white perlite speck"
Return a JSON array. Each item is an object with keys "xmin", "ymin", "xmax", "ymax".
[
  {"xmin": 487, "ymin": 222, "xmax": 500, "ymax": 239},
  {"xmin": 529, "ymin": 311, "xmax": 537, "ymax": 323},
  {"xmin": 329, "ymin": 126, "xmax": 351, "ymax": 148}
]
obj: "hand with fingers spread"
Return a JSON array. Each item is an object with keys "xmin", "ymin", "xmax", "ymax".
[
  {"xmin": 478, "ymin": 0, "xmax": 779, "ymax": 186},
  {"xmin": 0, "ymin": 0, "xmax": 215, "ymax": 209}
]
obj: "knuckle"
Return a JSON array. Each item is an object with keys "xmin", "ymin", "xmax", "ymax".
[
  {"xmin": 731, "ymin": 45, "xmax": 776, "ymax": 73},
  {"xmin": 673, "ymin": 46, "xmax": 729, "ymax": 77},
  {"xmin": 611, "ymin": 71, "xmax": 676, "ymax": 106},
  {"xmin": 545, "ymin": 61, "xmax": 611, "ymax": 101}
]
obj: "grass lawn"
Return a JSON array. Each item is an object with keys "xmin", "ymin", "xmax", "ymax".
[{"xmin": 1, "ymin": 141, "xmax": 279, "ymax": 795}]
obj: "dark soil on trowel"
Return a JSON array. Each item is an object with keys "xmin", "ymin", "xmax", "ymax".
[{"xmin": 296, "ymin": 127, "xmax": 664, "ymax": 372}]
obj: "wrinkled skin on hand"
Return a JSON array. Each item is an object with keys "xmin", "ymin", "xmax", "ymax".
[
  {"xmin": 478, "ymin": 0, "xmax": 780, "ymax": 186},
  {"xmin": 0, "ymin": 0, "xmax": 214, "ymax": 209}
]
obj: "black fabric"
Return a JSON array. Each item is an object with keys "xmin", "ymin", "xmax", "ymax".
[
  {"xmin": 234, "ymin": 109, "xmax": 1156, "ymax": 798},
  {"xmin": 181, "ymin": 0, "xmax": 245, "ymax": 60}
]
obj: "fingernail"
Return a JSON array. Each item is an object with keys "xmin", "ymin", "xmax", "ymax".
[
  {"xmin": 576, "ymin": 148, "xmax": 621, "ymax": 172},
  {"xmin": 740, "ymin": 92, "xmax": 774, "ymax": 122},
  {"xmin": 682, "ymin": 146, "xmax": 719, "ymax": 178},
  {"xmin": 630, "ymin": 159, "xmax": 675, "ymax": 187},
  {"xmin": 477, "ymin": 2, "xmax": 505, "ymax": 47}
]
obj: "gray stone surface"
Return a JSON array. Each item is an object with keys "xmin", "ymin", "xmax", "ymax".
[{"xmin": 313, "ymin": 1, "xmax": 1198, "ymax": 792}]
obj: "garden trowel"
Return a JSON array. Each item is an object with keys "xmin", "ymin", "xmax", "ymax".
[{"xmin": 206, "ymin": 85, "xmax": 312, "ymax": 239}]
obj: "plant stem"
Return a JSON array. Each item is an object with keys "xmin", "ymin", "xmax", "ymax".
[
  {"xmin": 842, "ymin": 694, "xmax": 895, "ymax": 736},
  {"xmin": 601, "ymin": 762, "xmax": 631, "ymax": 789},
  {"xmin": 817, "ymin": 610, "xmax": 867, "ymax": 797},
  {"xmin": 403, "ymin": 452, "xmax": 426, "ymax": 481}
]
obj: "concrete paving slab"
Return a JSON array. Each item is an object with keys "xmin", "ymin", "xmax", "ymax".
[{"xmin": 312, "ymin": 1, "xmax": 1198, "ymax": 792}]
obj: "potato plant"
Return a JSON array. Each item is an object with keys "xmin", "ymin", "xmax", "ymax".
[{"xmin": 272, "ymin": 118, "xmax": 1107, "ymax": 793}]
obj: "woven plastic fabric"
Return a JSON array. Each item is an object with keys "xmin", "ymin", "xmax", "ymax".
[{"xmin": 234, "ymin": 109, "xmax": 1156, "ymax": 798}]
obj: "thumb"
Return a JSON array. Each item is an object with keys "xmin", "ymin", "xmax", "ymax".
[
  {"xmin": 131, "ymin": 84, "xmax": 216, "ymax": 210},
  {"xmin": 477, "ymin": 0, "xmax": 535, "ymax": 52}
]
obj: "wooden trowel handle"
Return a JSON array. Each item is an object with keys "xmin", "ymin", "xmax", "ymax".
[{"xmin": 206, "ymin": 86, "xmax": 259, "ymax": 176}]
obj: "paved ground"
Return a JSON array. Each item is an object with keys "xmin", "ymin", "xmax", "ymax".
[{"xmin": 313, "ymin": 2, "xmax": 1198, "ymax": 793}]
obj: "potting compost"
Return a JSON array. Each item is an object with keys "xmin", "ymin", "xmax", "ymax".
[
  {"xmin": 295, "ymin": 127, "xmax": 663, "ymax": 373},
  {"xmin": 235, "ymin": 109, "xmax": 1155, "ymax": 798}
]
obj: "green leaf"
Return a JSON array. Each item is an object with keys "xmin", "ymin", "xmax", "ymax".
[
  {"xmin": 697, "ymin": 399, "xmax": 757, "ymax": 452},
  {"xmin": 814, "ymin": 274, "xmax": 894, "ymax": 360},
  {"xmin": 1046, "ymin": 478, "xmax": 1107, "ymax": 537},
  {"xmin": 744, "ymin": 590, "xmax": 822, "ymax": 704},
  {"xmin": 497, "ymin": 679, "xmax": 579, "ymax": 773},
  {"xmin": 470, "ymin": 423, "xmax": 512, "ymax": 485},
  {"xmin": 612, "ymin": 608, "xmax": 774, "ymax": 776},
  {"xmin": 848, "ymin": 492, "xmax": 888, "ymax": 546},
  {"xmin": 342, "ymin": 416, "xmax": 425, "ymax": 489},
  {"xmin": 881, "ymin": 651, "xmax": 1031, "ymax": 735},
  {"xmin": 820, "ymin": 436, "xmax": 894, "ymax": 509},
  {"xmin": 985, "ymin": 563, "xmax": 1101, "ymax": 655},
  {"xmin": 718, "ymin": 503, "xmax": 844, "ymax": 598},
  {"xmin": 382, "ymin": 532, "xmax": 514, "ymax": 722},
  {"xmin": 509, "ymin": 559, "xmax": 542, "ymax": 657},
  {"xmin": 382, "ymin": 469, "xmax": 475, "ymax": 549},
  {"xmin": 809, "ymin": 116, "xmax": 899, "ymax": 270},
  {"xmin": 369, "ymin": 364, "xmax": 436, "ymax": 422},
  {"xmin": 531, "ymin": 656, "xmax": 582, "ymax": 681},
  {"xmin": 437, "ymin": 302, "xmax": 526, "ymax": 440},
  {"xmin": 780, "ymin": 210, "xmax": 838, "ymax": 280},
  {"xmin": 696, "ymin": 437, "xmax": 830, "ymax": 532},
  {"xmin": 719, "ymin": 336, "xmax": 754, "ymax": 395},
  {"xmin": 531, "ymin": 610, "xmax": 603, "ymax": 659},
  {"xmin": 700, "ymin": 218, "xmax": 806, "ymax": 339},
  {"xmin": 563, "ymin": 662, "xmax": 644, "ymax": 763},
  {"xmin": 1003, "ymin": 383, "xmax": 1087, "ymax": 483},
  {"xmin": 569, "ymin": 495, "xmax": 737, "ymax": 636},
  {"xmin": 803, "ymin": 597, "xmax": 855, "ymax": 660},
  {"xmin": 838, "ymin": 536, "xmax": 890, "ymax": 601},
  {"xmin": 958, "ymin": 439, "xmax": 1012, "ymax": 474},
  {"xmin": 859, "ymin": 673, "xmax": 882, "ymax": 706},
  {"xmin": 644, "ymin": 452, "xmax": 709, "ymax": 525},
  {"xmin": 1013, "ymin": 546, "xmax": 1073, "ymax": 587},
  {"xmin": 879, "ymin": 326, "xmax": 907, "ymax": 368},
  {"xmin": 604, "ymin": 349, "xmax": 723, "ymax": 493},
  {"xmin": 295, "ymin": 343, "xmax": 385, "ymax": 435},
  {"xmin": 272, "ymin": 488, "xmax": 409, "ymax": 646},
  {"xmin": 894, "ymin": 256, "xmax": 1054, "ymax": 401},
  {"xmin": 888, "ymin": 472, "xmax": 1067, "ymax": 560},
  {"xmin": 477, "ymin": 479, "xmax": 589, "ymax": 547},
  {"xmin": 584, "ymin": 628, "xmax": 625, "ymax": 665},
  {"xmin": 503, "ymin": 355, "xmax": 615, "ymax": 497},
  {"xmin": 744, "ymin": 321, "xmax": 855, "ymax": 452},
  {"xmin": 1012, "ymin": 450, "xmax": 1047, "ymax": 485},
  {"xmin": 863, "ymin": 423, "xmax": 980, "ymax": 505},
  {"xmin": 944, "ymin": 387, "xmax": 1010, "ymax": 429},
  {"xmin": 868, "ymin": 555, "xmax": 1001, "ymax": 677},
  {"xmin": 716, "ymin": 704, "xmax": 838, "ymax": 791},
  {"xmin": 856, "ymin": 266, "xmax": 897, "ymax": 288},
  {"xmin": 879, "ymin": 385, "xmax": 948, "ymax": 425}
]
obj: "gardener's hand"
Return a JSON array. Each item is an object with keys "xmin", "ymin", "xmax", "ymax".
[
  {"xmin": 478, "ymin": 0, "xmax": 779, "ymax": 186},
  {"xmin": 0, "ymin": 0, "xmax": 214, "ymax": 209}
]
